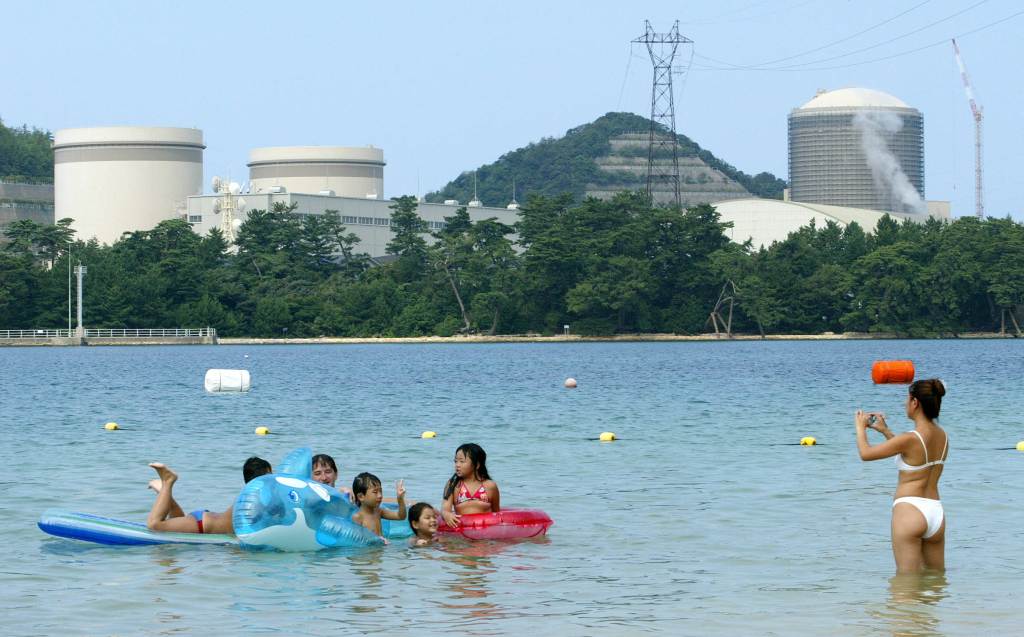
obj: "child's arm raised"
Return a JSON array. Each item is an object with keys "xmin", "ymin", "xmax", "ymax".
[
  {"xmin": 381, "ymin": 479, "xmax": 407, "ymax": 520},
  {"xmin": 485, "ymin": 480, "xmax": 500, "ymax": 512}
]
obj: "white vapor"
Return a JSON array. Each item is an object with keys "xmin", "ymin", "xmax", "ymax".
[{"xmin": 853, "ymin": 111, "xmax": 926, "ymax": 214}]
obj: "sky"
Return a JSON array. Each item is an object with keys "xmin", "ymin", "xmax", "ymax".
[{"xmin": 3, "ymin": 0, "xmax": 1021, "ymax": 220}]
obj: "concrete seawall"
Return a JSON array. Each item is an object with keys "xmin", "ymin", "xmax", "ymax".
[{"xmin": 0, "ymin": 336, "xmax": 216, "ymax": 347}]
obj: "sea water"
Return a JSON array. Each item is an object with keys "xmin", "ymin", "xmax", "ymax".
[{"xmin": 1, "ymin": 340, "xmax": 1021, "ymax": 635}]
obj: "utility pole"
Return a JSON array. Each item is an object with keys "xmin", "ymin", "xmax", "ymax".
[
  {"xmin": 66, "ymin": 241, "xmax": 72, "ymax": 333},
  {"xmin": 952, "ymin": 39, "xmax": 984, "ymax": 218},
  {"xmin": 75, "ymin": 263, "xmax": 87, "ymax": 338},
  {"xmin": 634, "ymin": 20, "xmax": 693, "ymax": 208}
]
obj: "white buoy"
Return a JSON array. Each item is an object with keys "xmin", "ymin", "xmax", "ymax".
[{"xmin": 205, "ymin": 369, "xmax": 251, "ymax": 393}]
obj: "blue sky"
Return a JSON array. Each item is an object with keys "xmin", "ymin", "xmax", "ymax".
[{"xmin": 3, "ymin": 0, "xmax": 1021, "ymax": 219}]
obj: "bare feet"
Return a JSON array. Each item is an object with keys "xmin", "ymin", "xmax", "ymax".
[
  {"xmin": 148, "ymin": 479, "xmax": 163, "ymax": 493},
  {"xmin": 149, "ymin": 462, "xmax": 178, "ymax": 486}
]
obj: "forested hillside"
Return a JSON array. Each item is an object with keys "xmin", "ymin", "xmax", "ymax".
[
  {"xmin": 0, "ymin": 119, "xmax": 53, "ymax": 183},
  {"xmin": 426, "ymin": 112, "xmax": 786, "ymax": 205}
]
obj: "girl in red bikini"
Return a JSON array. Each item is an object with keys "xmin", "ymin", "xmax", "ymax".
[{"xmin": 441, "ymin": 443, "xmax": 500, "ymax": 528}]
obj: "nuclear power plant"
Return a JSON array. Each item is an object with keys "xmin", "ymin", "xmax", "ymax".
[
  {"xmin": 787, "ymin": 88, "xmax": 925, "ymax": 213},
  {"xmin": 53, "ymin": 127, "xmax": 204, "ymax": 245},
  {"xmin": 50, "ymin": 129, "xmax": 517, "ymax": 256},
  {"xmin": 48, "ymin": 85, "xmax": 952, "ymax": 254}
]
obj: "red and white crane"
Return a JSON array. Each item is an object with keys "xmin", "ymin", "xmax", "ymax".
[{"xmin": 952, "ymin": 38, "xmax": 984, "ymax": 219}]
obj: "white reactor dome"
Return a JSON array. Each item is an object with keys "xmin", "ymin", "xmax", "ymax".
[
  {"xmin": 797, "ymin": 87, "xmax": 911, "ymax": 110},
  {"xmin": 247, "ymin": 146, "xmax": 385, "ymax": 199},
  {"xmin": 53, "ymin": 126, "xmax": 204, "ymax": 245}
]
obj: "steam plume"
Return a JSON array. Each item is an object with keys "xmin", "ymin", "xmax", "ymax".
[{"xmin": 853, "ymin": 111, "xmax": 925, "ymax": 214}]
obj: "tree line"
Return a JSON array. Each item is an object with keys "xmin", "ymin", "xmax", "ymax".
[
  {"xmin": 2, "ymin": 194, "xmax": 1022, "ymax": 337},
  {"xmin": 0, "ymin": 118, "xmax": 53, "ymax": 184}
]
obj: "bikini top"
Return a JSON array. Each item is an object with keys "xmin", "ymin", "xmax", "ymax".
[
  {"xmin": 455, "ymin": 481, "xmax": 489, "ymax": 505},
  {"xmin": 895, "ymin": 429, "xmax": 948, "ymax": 472}
]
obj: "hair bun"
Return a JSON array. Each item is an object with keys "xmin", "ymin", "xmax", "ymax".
[{"xmin": 932, "ymin": 379, "xmax": 946, "ymax": 397}]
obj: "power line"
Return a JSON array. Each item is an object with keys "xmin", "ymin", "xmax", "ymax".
[
  {"xmin": 754, "ymin": 0, "xmax": 932, "ymax": 67},
  {"xmin": 694, "ymin": 8, "xmax": 1024, "ymax": 72},
  {"xmin": 695, "ymin": 0, "xmax": 988, "ymax": 71}
]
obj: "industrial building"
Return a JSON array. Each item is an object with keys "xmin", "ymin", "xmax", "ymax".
[
  {"xmin": 53, "ymin": 126, "xmax": 204, "ymax": 245},
  {"xmin": 712, "ymin": 197, "xmax": 950, "ymax": 250},
  {"xmin": 0, "ymin": 182, "xmax": 54, "ymax": 241},
  {"xmin": 248, "ymin": 146, "xmax": 385, "ymax": 199},
  {"xmin": 186, "ymin": 145, "xmax": 518, "ymax": 257},
  {"xmin": 788, "ymin": 88, "xmax": 924, "ymax": 212}
]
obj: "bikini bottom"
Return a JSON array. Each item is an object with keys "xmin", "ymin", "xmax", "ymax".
[{"xmin": 892, "ymin": 497, "xmax": 944, "ymax": 539}]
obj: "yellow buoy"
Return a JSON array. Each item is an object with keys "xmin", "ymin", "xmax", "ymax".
[
  {"xmin": 1016, "ymin": 441, "xmax": 1024, "ymax": 452},
  {"xmin": 599, "ymin": 431, "xmax": 616, "ymax": 442},
  {"xmin": 254, "ymin": 426, "xmax": 270, "ymax": 436},
  {"xmin": 564, "ymin": 378, "xmax": 578, "ymax": 389},
  {"xmin": 421, "ymin": 431, "xmax": 437, "ymax": 439},
  {"xmin": 104, "ymin": 422, "xmax": 119, "ymax": 431},
  {"xmin": 800, "ymin": 436, "xmax": 817, "ymax": 446}
]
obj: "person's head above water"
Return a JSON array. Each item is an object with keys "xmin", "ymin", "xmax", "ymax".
[
  {"xmin": 312, "ymin": 453, "xmax": 338, "ymax": 487},
  {"xmin": 352, "ymin": 472, "xmax": 383, "ymax": 507},
  {"xmin": 408, "ymin": 502, "xmax": 437, "ymax": 536},
  {"xmin": 444, "ymin": 443, "xmax": 490, "ymax": 499},
  {"xmin": 243, "ymin": 456, "xmax": 272, "ymax": 483},
  {"xmin": 907, "ymin": 379, "xmax": 945, "ymax": 420}
]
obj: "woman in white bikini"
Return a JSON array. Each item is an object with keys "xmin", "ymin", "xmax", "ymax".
[{"xmin": 856, "ymin": 378, "xmax": 948, "ymax": 572}]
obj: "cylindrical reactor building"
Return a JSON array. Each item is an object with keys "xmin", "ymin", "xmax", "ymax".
[
  {"xmin": 54, "ymin": 127, "xmax": 204, "ymax": 244},
  {"xmin": 248, "ymin": 146, "xmax": 385, "ymax": 198},
  {"xmin": 788, "ymin": 88, "xmax": 924, "ymax": 212}
]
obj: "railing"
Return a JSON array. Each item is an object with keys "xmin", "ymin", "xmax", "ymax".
[
  {"xmin": 0, "ymin": 329, "xmax": 74, "ymax": 338},
  {"xmin": 85, "ymin": 328, "xmax": 216, "ymax": 338},
  {"xmin": 0, "ymin": 328, "xmax": 216, "ymax": 339}
]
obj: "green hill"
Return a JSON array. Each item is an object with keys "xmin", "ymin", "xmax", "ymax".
[
  {"xmin": 0, "ymin": 118, "xmax": 54, "ymax": 184},
  {"xmin": 425, "ymin": 111, "xmax": 786, "ymax": 207}
]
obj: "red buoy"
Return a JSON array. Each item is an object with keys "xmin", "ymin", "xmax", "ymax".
[{"xmin": 871, "ymin": 360, "xmax": 915, "ymax": 384}]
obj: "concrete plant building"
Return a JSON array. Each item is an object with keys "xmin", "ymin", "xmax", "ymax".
[
  {"xmin": 53, "ymin": 126, "xmax": 204, "ymax": 244},
  {"xmin": 0, "ymin": 182, "xmax": 54, "ymax": 241},
  {"xmin": 248, "ymin": 146, "xmax": 385, "ymax": 199},
  {"xmin": 712, "ymin": 197, "xmax": 950, "ymax": 250},
  {"xmin": 186, "ymin": 144, "xmax": 518, "ymax": 257},
  {"xmin": 788, "ymin": 88, "xmax": 924, "ymax": 212}
]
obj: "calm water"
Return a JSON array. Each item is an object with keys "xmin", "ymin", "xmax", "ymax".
[{"xmin": 1, "ymin": 340, "xmax": 1022, "ymax": 636}]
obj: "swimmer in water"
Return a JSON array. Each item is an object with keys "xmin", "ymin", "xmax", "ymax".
[
  {"xmin": 146, "ymin": 456, "xmax": 271, "ymax": 535},
  {"xmin": 407, "ymin": 502, "xmax": 439, "ymax": 547},
  {"xmin": 441, "ymin": 443, "xmax": 500, "ymax": 528}
]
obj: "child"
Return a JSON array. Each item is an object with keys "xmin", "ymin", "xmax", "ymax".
[
  {"xmin": 351, "ymin": 472, "xmax": 406, "ymax": 541},
  {"xmin": 441, "ymin": 443, "xmax": 500, "ymax": 528},
  {"xmin": 407, "ymin": 502, "xmax": 439, "ymax": 547},
  {"xmin": 146, "ymin": 456, "xmax": 271, "ymax": 535}
]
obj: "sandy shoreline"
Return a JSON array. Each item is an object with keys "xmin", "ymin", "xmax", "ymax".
[{"xmin": 219, "ymin": 332, "xmax": 1019, "ymax": 345}]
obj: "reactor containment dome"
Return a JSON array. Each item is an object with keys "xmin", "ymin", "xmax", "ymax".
[
  {"xmin": 788, "ymin": 88, "xmax": 924, "ymax": 213},
  {"xmin": 53, "ymin": 126, "xmax": 204, "ymax": 245},
  {"xmin": 247, "ymin": 146, "xmax": 385, "ymax": 199}
]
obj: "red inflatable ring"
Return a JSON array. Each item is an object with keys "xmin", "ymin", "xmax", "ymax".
[{"xmin": 438, "ymin": 509, "xmax": 553, "ymax": 540}]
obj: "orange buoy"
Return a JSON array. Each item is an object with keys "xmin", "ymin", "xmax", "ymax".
[{"xmin": 871, "ymin": 360, "xmax": 915, "ymax": 384}]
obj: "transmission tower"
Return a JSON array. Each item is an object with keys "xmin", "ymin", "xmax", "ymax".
[{"xmin": 633, "ymin": 20, "xmax": 693, "ymax": 208}]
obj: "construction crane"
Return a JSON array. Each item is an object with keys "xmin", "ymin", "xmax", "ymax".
[{"xmin": 952, "ymin": 39, "xmax": 984, "ymax": 219}]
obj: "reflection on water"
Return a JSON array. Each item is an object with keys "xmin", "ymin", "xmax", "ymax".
[
  {"xmin": 348, "ymin": 548, "xmax": 386, "ymax": 614},
  {"xmin": 870, "ymin": 572, "xmax": 949, "ymax": 637},
  {"xmin": 438, "ymin": 541, "xmax": 505, "ymax": 622}
]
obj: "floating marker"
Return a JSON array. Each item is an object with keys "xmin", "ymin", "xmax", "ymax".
[
  {"xmin": 421, "ymin": 431, "xmax": 437, "ymax": 439},
  {"xmin": 800, "ymin": 436, "xmax": 817, "ymax": 446},
  {"xmin": 255, "ymin": 426, "xmax": 270, "ymax": 436},
  {"xmin": 599, "ymin": 432, "xmax": 616, "ymax": 442},
  {"xmin": 871, "ymin": 361, "xmax": 915, "ymax": 384},
  {"xmin": 564, "ymin": 378, "xmax": 578, "ymax": 389},
  {"xmin": 1016, "ymin": 441, "xmax": 1024, "ymax": 452},
  {"xmin": 104, "ymin": 422, "xmax": 119, "ymax": 431}
]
